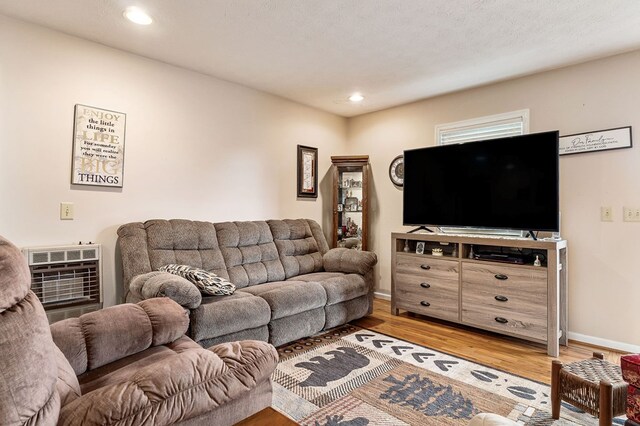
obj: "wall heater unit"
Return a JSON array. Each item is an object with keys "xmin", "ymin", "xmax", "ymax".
[{"xmin": 22, "ymin": 244, "xmax": 103, "ymax": 323}]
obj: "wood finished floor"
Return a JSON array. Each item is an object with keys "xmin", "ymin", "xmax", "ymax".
[{"xmin": 236, "ymin": 298, "xmax": 627, "ymax": 425}]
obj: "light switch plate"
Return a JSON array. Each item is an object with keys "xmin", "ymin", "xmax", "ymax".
[
  {"xmin": 60, "ymin": 202, "xmax": 74, "ymax": 220},
  {"xmin": 600, "ymin": 206, "xmax": 613, "ymax": 222}
]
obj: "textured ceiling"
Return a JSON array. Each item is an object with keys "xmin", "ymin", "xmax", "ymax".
[{"xmin": 1, "ymin": 1, "xmax": 640, "ymax": 117}]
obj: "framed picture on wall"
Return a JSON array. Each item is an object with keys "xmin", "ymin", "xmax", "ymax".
[
  {"xmin": 297, "ymin": 145, "xmax": 318, "ymax": 198},
  {"xmin": 71, "ymin": 104, "xmax": 126, "ymax": 187}
]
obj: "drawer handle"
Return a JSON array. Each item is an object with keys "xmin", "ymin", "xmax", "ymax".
[
  {"xmin": 494, "ymin": 295, "xmax": 509, "ymax": 302},
  {"xmin": 494, "ymin": 274, "xmax": 508, "ymax": 280},
  {"xmin": 420, "ymin": 264, "xmax": 431, "ymax": 270},
  {"xmin": 494, "ymin": 317, "xmax": 508, "ymax": 324},
  {"xmin": 420, "ymin": 282, "xmax": 431, "ymax": 289},
  {"xmin": 420, "ymin": 301, "xmax": 431, "ymax": 307}
]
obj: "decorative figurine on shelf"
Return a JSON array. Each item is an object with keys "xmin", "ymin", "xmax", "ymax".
[
  {"xmin": 403, "ymin": 240, "xmax": 410, "ymax": 252},
  {"xmin": 348, "ymin": 221, "xmax": 358, "ymax": 237},
  {"xmin": 345, "ymin": 217, "xmax": 352, "ymax": 236},
  {"xmin": 468, "ymin": 245, "xmax": 475, "ymax": 259},
  {"xmin": 451, "ymin": 245, "xmax": 458, "ymax": 257},
  {"xmin": 534, "ymin": 255, "xmax": 542, "ymax": 267}
]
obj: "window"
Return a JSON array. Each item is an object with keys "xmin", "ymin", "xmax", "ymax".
[{"xmin": 435, "ymin": 109, "xmax": 529, "ymax": 145}]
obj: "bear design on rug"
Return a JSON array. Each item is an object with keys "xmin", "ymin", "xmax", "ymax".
[{"xmin": 295, "ymin": 347, "xmax": 370, "ymax": 387}]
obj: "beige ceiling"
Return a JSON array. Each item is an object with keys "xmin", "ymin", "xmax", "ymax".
[{"xmin": 1, "ymin": 1, "xmax": 640, "ymax": 117}]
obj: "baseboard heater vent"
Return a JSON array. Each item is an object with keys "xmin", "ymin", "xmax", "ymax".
[{"xmin": 22, "ymin": 244, "xmax": 102, "ymax": 322}]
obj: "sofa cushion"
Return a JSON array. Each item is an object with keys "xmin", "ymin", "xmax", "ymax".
[
  {"xmin": 77, "ymin": 336, "xmax": 200, "ymax": 394},
  {"xmin": 159, "ymin": 264, "xmax": 236, "ymax": 295},
  {"xmin": 59, "ymin": 341, "xmax": 278, "ymax": 426},
  {"xmin": 190, "ymin": 292, "xmax": 271, "ymax": 343},
  {"xmin": 290, "ymin": 272, "xmax": 369, "ymax": 305},
  {"xmin": 54, "ymin": 345, "xmax": 81, "ymax": 406},
  {"xmin": 215, "ymin": 221, "xmax": 286, "ymax": 288},
  {"xmin": 268, "ymin": 219, "xmax": 326, "ymax": 279},
  {"xmin": 145, "ymin": 220, "xmax": 230, "ymax": 277},
  {"xmin": 240, "ymin": 281, "xmax": 327, "ymax": 319}
]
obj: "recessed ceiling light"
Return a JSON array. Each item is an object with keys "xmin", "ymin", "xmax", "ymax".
[
  {"xmin": 349, "ymin": 93, "xmax": 364, "ymax": 103},
  {"xmin": 124, "ymin": 7, "xmax": 153, "ymax": 25}
]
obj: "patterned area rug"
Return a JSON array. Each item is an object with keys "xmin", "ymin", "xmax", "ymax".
[{"xmin": 273, "ymin": 325, "xmax": 625, "ymax": 425}]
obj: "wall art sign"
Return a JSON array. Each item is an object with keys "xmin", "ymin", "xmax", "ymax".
[
  {"xmin": 559, "ymin": 126, "xmax": 632, "ymax": 156},
  {"xmin": 71, "ymin": 104, "xmax": 126, "ymax": 187},
  {"xmin": 297, "ymin": 145, "xmax": 318, "ymax": 198}
]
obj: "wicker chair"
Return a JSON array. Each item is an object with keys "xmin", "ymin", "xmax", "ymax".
[{"xmin": 621, "ymin": 353, "xmax": 640, "ymax": 426}]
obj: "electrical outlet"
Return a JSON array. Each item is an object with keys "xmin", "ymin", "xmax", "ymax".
[
  {"xmin": 600, "ymin": 206, "xmax": 613, "ymax": 222},
  {"xmin": 60, "ymin": 202, "xmax": 74, "ymax": 220},
  {"xmin": 623, "ymin": 206, "xmax": 640, "ymax": 222}
]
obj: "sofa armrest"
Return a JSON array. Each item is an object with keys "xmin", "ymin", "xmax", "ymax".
[
  {"xmin": 57, "ymin": 341, "xmax": 278, "ymax": 425},
  {"xmin": 323, "ymin": 248, "xmax": 377, "ymax": 275},
  {"xmin": 51, "ymin": 298, "xmax": 189, "ymax": 375},
  {"xmin": 129, "ymin": 271, "xmax": 202, "ymax": 309}
]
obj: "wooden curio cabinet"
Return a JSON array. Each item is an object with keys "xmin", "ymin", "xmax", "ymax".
[{"xmin": 331, "ymin": 155, "xmax": 370, "ymax": 251}]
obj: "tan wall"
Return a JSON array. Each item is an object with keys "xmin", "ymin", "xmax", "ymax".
[
  {"xmin": 2, "ymin": 13, "xmax": 638, "ymax": 349},
  {"xmin": 348, "ymin": 50, "xmax": 640, "ymax": 348},
  {"xmin": 0, "ymin": 15, "xmax": 346, "ymax": 307}
]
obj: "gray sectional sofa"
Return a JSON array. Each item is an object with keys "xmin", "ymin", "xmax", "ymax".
[{"xmin": 117, "ymin": 219, "xmax": 377, "ymax": 347}]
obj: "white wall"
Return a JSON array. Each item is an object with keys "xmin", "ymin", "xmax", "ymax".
[
  {"xmin": 0, "ymin": 15, "xmax": 346, "ymax": 307},
  {"xmin": 348, "ymin": 50, "xmax": 640, "ymax": 349}
]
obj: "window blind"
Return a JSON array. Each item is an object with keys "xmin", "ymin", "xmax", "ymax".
[{"xmin": 437, "ymin": 110, "xmax": 528, "ymax": 145}]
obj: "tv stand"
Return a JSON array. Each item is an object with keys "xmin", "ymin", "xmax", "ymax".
[
  {"xmin": 391, "ymin": 232, "xmax": 568, "ymax": 357},
  {"xmin": 407, "ymin": 225, "xmax": 434, "ymax": 234}
]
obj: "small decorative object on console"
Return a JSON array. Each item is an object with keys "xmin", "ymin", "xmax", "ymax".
[
  {"xmin": 431, "ymin": 248, "xmax": 443, "ymax": 256},
  {"xmin": 415, "ymin": 242, "xmax": 425, "ymax": 254},
  {"xmin": 534, "ymin": 255, "xmax": 542, "ymax": 267},
  {"xmin": 403, "ymin": 240, "xmax": 410, "ymax": 253}
]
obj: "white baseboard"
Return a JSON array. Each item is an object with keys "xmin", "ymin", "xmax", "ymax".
[
  {"xmin": 373, "ymin": 291, "xmax": 391, "ymax": 301},
  {"xmin": 372, "ymin": 291, "xmax": 639, "ymax": 353},
  {"xmin": 567, "ymin": 332, "xmax": 640, "ymax": 354}
]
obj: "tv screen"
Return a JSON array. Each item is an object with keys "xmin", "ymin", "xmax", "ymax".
[{"xmin": 403, "ymin": 131, "xmax": 559, "ymax": 232}]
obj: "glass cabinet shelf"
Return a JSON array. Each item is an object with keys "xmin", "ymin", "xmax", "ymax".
[{"xmin": 331, "ymin": 155, "xmax": 370, "ymax": 251}]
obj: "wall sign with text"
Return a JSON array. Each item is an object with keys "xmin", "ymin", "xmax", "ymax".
[
  {"xmin": 559, "ymin": 126, "xmax": 632, "ymax": 156},
  {"xmin": 71, "ymin": 104, "xmax": 126, "ymax": 187}
]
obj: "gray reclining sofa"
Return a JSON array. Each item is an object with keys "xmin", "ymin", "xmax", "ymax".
[{"xmin": 118, "ymin": 219, "xmax": 377, "ymax": 347}]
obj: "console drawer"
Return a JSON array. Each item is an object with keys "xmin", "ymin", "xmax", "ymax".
[
  {"xmin": 461, "ymin": 262, "xmax": 547, "ymax": 341},
  {"xmin": 396, "ymin": 254, "xmax": 458, "ymax": 280},
  {"xmin": 395, "ymin": 275, "xmax": 459, "ymax": 321},
  {"xmin": 461, "ymin": 263, "xmax": 547, "ymax": 292},
  {"xmin": 461, "ymin": 299, "xmax": 547, "ymax": 341}
]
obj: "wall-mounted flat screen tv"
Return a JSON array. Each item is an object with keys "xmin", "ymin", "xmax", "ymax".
[{"xmin": 403, "ymin": 131, "xmax": 559, "ymax": 232}]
